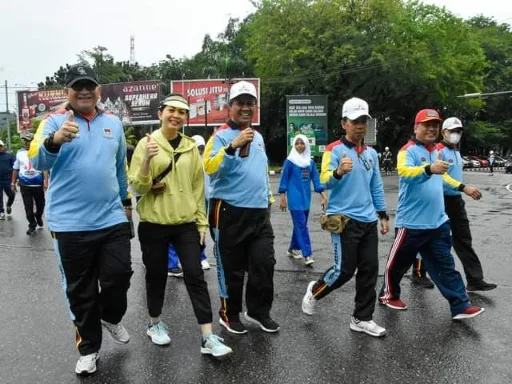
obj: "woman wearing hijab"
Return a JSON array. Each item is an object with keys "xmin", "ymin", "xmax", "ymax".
[
  {"xmin": 129, "ymin": 94, "xmax": 232, "ymax": 358},
  {"xmin": 278, "ymin": 134, "xmax": 326, "ymax": 265}
]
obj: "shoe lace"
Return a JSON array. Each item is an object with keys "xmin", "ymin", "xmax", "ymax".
[
  {"xmin": 206, "ymin": 334, "xmax": 225, "ymax": 347},
  {"xmin": 152, "ymin": 322, "xmax": 169, "ymax": 335},
  {"xmin": 79, "ymin": 354, "xmax": 97, "ymax": 364}
]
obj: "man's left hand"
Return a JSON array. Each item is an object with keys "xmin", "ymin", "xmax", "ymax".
[
  {"xmin": 125, "ymin": 207, "xmax": 133, "ymax": 220},
  {"xmin": 463, "ymin": 185, "xmax": 482, "ymax": 200},
  {"xmin": 199, "ymin": 232, "xmax": 206, "ymax": 246},
  {"xmin": 380, "ymin": 219, "xmax": 389, "ymax": 235}
]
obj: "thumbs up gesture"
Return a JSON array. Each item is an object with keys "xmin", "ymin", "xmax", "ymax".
[
  {"xmin": 430, "ymin": 151, "xmax": 449, "ymax": 174},
  {"xmin": 144, "ymin": 133, "xmax": 159, "ymax": 161},
  {"xmin": 54, "ymin": 110, "xmax": 80, "ymax": 144},
  {"xmin": 336, "ymin": 151, "xmax": 353, "ymax": 176}
]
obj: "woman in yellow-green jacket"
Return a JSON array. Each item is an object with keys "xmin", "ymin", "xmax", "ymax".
[{"xmin": 129, "ymin": 94, "xmax": 232, "ymax": 358}]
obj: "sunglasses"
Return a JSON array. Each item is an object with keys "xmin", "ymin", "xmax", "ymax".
[{"xmin": 71, "ymin": 81, "xmax": 98, "ymax": 92}]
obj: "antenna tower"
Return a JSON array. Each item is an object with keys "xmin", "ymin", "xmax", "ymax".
[{"xmin": 130, "ymin": 35, "xmax": 135, "ymax": 64}]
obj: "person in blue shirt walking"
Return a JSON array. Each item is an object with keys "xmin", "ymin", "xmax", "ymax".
[
  {"xmin": 379, "ymin": 109, "xmax": 484, "ymax": 321},
  {"xmin": 278, "ymin": 134, "xmax": 326, "ymax": 266},
  {"xmin": 301, "ymin": 97, "xmax": 389, "ymax": 337}
]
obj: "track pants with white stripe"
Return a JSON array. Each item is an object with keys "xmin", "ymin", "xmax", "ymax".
[
  {"xmin": 311, "ymin": 219, "xmax": 379, "ymax": 321},
  {"xmin": 53, "ymin": 222, "xmax": 133, "ymax": 355},
  {"xmin": 209, "ymin": 199, "xmax": 276, "ymax": 321},
  {"xmin": 379, "ymin": 221, "xmax": 471, "ymax": 316}
]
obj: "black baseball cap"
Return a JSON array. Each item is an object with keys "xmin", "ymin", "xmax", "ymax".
[{"xmin": 65, "ymin": 64, "xmax": 100, "ymax": 87}]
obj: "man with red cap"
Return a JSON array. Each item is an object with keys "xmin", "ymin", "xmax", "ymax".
[{"xmin": 378, "ymin": 109, "xmax": 484, "ymax": 320}]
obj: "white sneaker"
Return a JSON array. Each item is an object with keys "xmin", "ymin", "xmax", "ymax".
[
  {"xmin": 101, "ymin": 320, "xmax": 130, "ymax": 344},
  {"xmin": 304, "ymin": 256, "xmax": 315, "ymax": 266},
  {"xmin": 350, "ymin": 316, "xmax": 386, "ymax": 337},
  {"xmin": 147, "ymin": 321, "xmax": 171, "ymax": 345},
  {"xmin": 302, "ymin": 281, "xmax": 317, "ymax": 315},
  {"xmin": 201, "ymin": 259, "xmax": 211, "ymax": 270},
  {"xmin": 287, "ymin": 249, "xmax": 302, "ymax": 259},
  {"xmin": 201, "ymin": 334, "xmax": 233, "ymax": 359},
  {"xmin": 0, "ymin": 212, "xmax": 5, "ymax": 220},
  {"xmin": 75, "ymin": 353, "xmax": 99, "ymax": 375}
]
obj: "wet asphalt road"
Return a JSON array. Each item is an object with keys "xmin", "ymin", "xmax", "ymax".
[{"xmin": 0, "ymin": 171, "xmax": 511, "ymax": 384}]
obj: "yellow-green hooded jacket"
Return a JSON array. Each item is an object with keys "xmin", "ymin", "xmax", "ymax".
[{"xmin": 129, "ymin": 130, "xmax": 207, "ymax": 233}]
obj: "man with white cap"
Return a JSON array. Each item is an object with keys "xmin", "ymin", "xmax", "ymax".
[
  {"xmin": 301, "ymin": 97, "xmax": 389, "ymax": 337},
  {"xmin": 413, "ymin": 117, "xmax": 497, "ymax": 292},
  {"xmin": 382, "ymin": 146, "xmax": 393, "ymax": 175},
  {"xmin": 488, "ymin": 150, "xmax": 495, "ymax": 176},
  {"xmin": 204, "ymin": 81, "xmax": 279, "ymax": 334}
]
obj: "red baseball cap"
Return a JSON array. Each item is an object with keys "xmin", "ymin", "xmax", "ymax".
[{"xmin": 415, "ymin": 109, "xmax": 442, "ymax": 124}]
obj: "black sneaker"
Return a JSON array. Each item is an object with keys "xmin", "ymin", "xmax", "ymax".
[
  {"xmin": 6, "ymin": 206, "xmax": 12, "ymax": 215},
  {"xmin": 467, "ymin": 280, "xmax": 497, "ymax": 292},
  {"xmin": 244, "ymin": 312, "xmax": 280, "ymax": 333},
  {"xmin": 412, "ymin": 275, "xmax": 435, "ymax": 289},
  {"xmin": 36, "ymin": 217, "xmax": 44, "ymax": 227},
  {"xmin": 26, "ymin": 227, "xmax": 36, "ymax": 236},
  {"xmin": 219, "ymin": 316, "xmax": 248, "ymax": 335}
]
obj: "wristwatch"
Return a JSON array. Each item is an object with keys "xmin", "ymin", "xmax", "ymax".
[{"xmin": 44, "ymin": 133, "xmax": 62, "ymax": 153}]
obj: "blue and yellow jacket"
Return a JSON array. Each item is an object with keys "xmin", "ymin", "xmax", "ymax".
[
  {"xmin": 395, "ymin": 138, "xmax": 463, "ymax": 229},
  {"xmin": 320, "ymin": 137, "xmax": 386, "ymax": 223},
  {"xmin": 436, "ymin": 142, "xmax": 465, "ymax": 196},
  {"xmin": 29, "ymin": 106, "xmax": 128, "ymax": 232},
  {"xmin": 204, "ymin": 121, "xmax": 272, "ymax": 209}
]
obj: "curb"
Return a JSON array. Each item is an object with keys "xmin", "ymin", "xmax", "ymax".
[{"xmin": 464, "ymin": 167, "xmax": 505, "ymax": 172}]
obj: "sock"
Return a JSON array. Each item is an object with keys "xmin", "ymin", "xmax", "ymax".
[{"xmin": 150, "ymin": 317, "xmax": 160, "ymax": 325}]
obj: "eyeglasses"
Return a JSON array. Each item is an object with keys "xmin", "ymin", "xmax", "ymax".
[
  {"xmin": 71, "ymin": 81, "xmax": 98, "ymax": 92},
  {"xmin": 358, "ymin": 154, "xmax": 371, "ymax": 170}
]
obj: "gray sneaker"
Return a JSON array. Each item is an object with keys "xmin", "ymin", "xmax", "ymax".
[
  {"xmin": 101, "ymin": 320, "xmax": 130, "ymax": 343},
  {"xmin": 201, "ymin": 334, "xmax": 233, "ymax": 359},
  {"xmin": 75, "ymin": 353, "xmax": 99, "ymax": 376},
  {"xmin": 0, "ymin": 212, "xmax": 5, "ymax": 220},
  {"xmin": 349, "ymin": 316, "xmax": 386, "ymax": 337}
]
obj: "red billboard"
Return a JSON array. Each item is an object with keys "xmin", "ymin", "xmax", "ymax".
[
  {"xmin": 17, "ymin": 80, "xmax": 161, "ymax": 131},
  {"xmin": 17, "ymin": 89, "xmax": 67, "ymax": 130},
  {"xmin": 170, "ymin": 78, "xmax": 260, "ymax": 126}
]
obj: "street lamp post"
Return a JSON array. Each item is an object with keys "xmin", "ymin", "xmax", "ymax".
[
  {"xmin": 457, "ymin": 90, "xmax": 512, "ymax": 98},
  {"xmin": 4, "ymin": 80, "xmax": 11, "ymax": 150}
]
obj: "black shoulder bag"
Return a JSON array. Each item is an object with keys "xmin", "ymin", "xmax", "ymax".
[{"xmin": 151, "ymin": 152, "xmax": 182, "ymax": 194}]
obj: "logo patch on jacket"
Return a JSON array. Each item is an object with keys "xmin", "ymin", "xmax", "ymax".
[
  {"xmin": 420, "ymin": 157, "xmax": 426, "ymax": 162},
  {"xmin": 103, "ymin": 128, "xmax": 112, "ymax": 137}
]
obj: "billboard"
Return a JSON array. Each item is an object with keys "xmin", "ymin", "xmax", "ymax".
[
  {"xmin": 171, "ymin": 78, "xmax": 261, "ymax": 126},
  {"xmin": 17, "ymin": 80, "xmax": 161, "ymax": 130},
  {"xmin": 99, "ymin": 81, "xmax": 161, "ymax": 126},
  {"xmin": 17, "ymin": 89, "xmax": 67, "ymax": 130},
  {"xmin": 286, "ymin": 95, "xmax": 328, "ymax": 157}
]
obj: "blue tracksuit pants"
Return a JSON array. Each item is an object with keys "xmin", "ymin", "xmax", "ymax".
[
  {"xmin": 289, "ymin": 210, "xmax": 312, "ymax": 257},
  {"xmin": 379, "ymin": 221, "xmax": 471, "ymax": 316}
]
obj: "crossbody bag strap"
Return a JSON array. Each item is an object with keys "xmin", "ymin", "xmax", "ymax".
[{"xmin": 152, "ymin": 152, "xmax": 182, "ymax": 184}]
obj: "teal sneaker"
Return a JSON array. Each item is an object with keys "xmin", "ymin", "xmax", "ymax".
[
  {"xmin": 201, "ymin": 334, "xmax": 233, "ymax": 359},
  {"xmin": 147, "ymin": 322, "xmax": 171, "ymax": 346}
]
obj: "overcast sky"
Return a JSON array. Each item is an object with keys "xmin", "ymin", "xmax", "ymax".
[{"xmin": 1, "ymin": 0, "xmax": 511, "ymax": 110}]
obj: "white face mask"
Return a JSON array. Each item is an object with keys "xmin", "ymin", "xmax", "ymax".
[{"xmin": 447, "ymin": 132, "xmax": 461, "ymax": 145}]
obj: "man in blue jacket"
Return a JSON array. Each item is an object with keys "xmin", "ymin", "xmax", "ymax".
[
  {"xmin": 412, "ymin": 117, "xmax": 496, "ymax": 292},
  {"xmin": 0, "ymin": 139, "xmax": 15, "ymax": 220},
  {"xmin": 205, "ymin": 81, "xmax": 279, "ymax": 335},
  {"xmin": 379, "ymin": 109, "xmax": 484, "ymax": 321},
  {"xmin": 301, "ymin": 97, "xmax": 389, "ymax": 337},
  {"xmin": 29, "ymin": 64, "xmax": 133, "ymax": 376}
]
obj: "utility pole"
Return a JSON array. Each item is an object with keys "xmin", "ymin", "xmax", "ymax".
[{"xmin": 4, "ymin": 80, "xmax": 11, "ymax": 150}]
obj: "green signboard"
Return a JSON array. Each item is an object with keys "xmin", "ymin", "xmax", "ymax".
[{"xmin": 286, "ymin": 95, "xmax": 328, "ymax": 157}]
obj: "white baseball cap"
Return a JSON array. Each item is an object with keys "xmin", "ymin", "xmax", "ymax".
[
  {"xmin": 229, "ymin": 81, "xmax": 257, "ymax": 101},
  {"xmin": 442, "ymin": 117, "xmax": 463, "ymax": 130},
  {"xmin": 0, "ymin": 140, "xmax": 4, "ymax": 146},
  {"xmin": 192, "ymin": 135, "xmax": 205, "ymax": 147},
  {"xmin": 342, "ymin": 97, "xmax": 371, "ymax": 120},
  {"xmin": 489, "ymin": 150, "xmax": 494, "ymax": 154}
]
